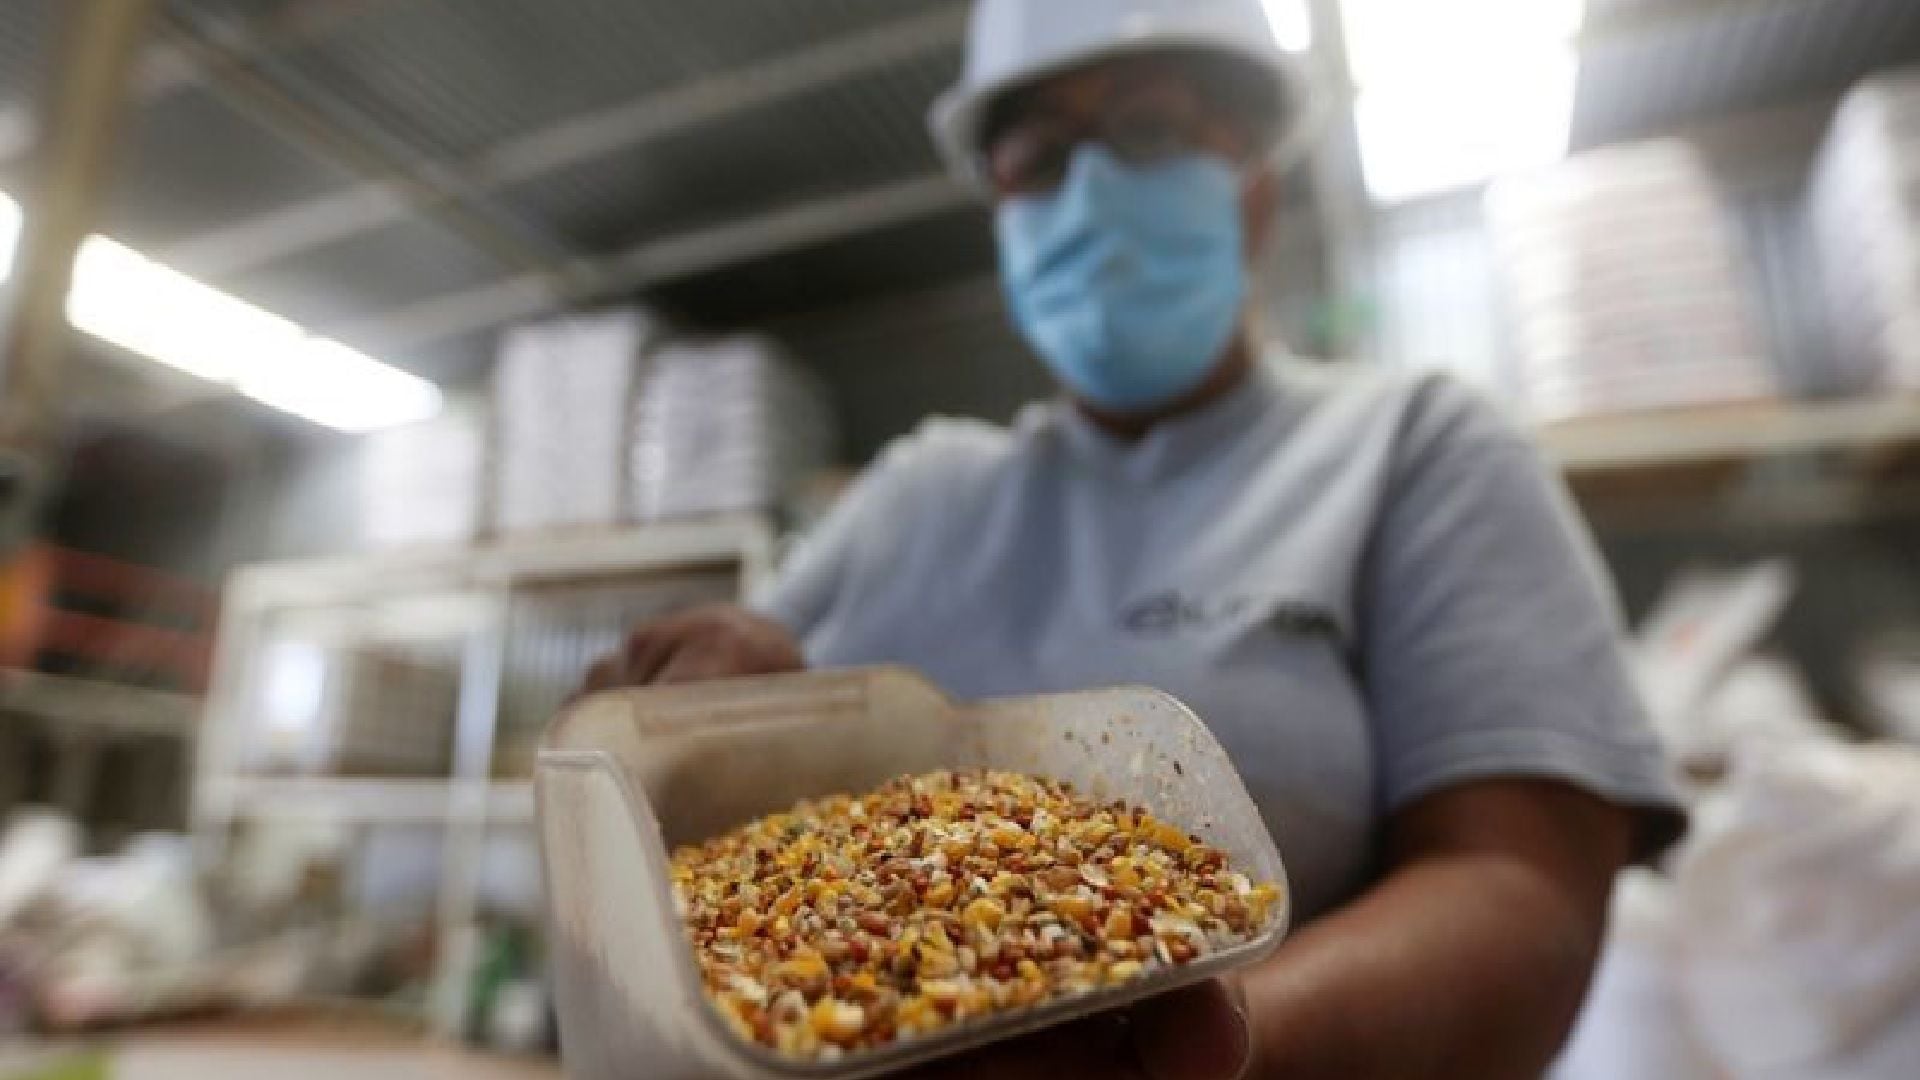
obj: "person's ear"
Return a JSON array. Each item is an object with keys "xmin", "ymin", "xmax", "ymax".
[{"xmin": 1240, "ymin": 164, "xmax": 1281, "ymax": 262}]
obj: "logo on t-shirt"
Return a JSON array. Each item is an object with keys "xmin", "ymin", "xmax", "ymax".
[{"xmin": 1122, "ymin": 591, "xmax": 1340, "ymax": 639}]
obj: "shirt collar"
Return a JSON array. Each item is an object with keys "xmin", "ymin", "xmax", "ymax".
[{"xmin": 1052, "ymin": 359, "xmax": 1285, "ymax": 485}]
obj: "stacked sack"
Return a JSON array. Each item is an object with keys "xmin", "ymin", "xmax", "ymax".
[
  {"xmin": 1808, "ymin": 69, "xmax": 1920, "ymax": 392},
  {"xmin": 358, "ymin": 402, "xmax": 486, "ymax": 550},
  {"xmin": 630, "ymin": 336, "xmax": 834, "ymax": 522},
  {"xmin": 1485, "ymin": 140, "xmax": 1774, "ymax": 421},
  {"xmin": 492, "ymin": 310, "xmax": 656, "ymax": 535}
]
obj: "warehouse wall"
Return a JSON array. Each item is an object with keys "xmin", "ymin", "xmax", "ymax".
[{"xmin": 248, "ymin": 387, "xmax": 491, "ymax": 562}]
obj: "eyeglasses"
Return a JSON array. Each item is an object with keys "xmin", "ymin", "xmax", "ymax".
[{"xmin": 986, "ymin": 92, "xmax": 1238, "ymax": 196}]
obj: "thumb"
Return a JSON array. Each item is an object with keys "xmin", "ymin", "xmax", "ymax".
[{"xmin": 1129, "ymin": 979, "xmax": 1251, "ymax": 1080}]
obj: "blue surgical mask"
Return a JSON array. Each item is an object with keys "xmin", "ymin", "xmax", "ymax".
[{"xmin": 995, "ymin": 146, "xmax": 1248, "ymax": 413}]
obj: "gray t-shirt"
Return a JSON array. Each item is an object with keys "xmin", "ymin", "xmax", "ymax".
[{"xmin": 754, "ymin": 359, "xmax": 1679, "ymax": 918}]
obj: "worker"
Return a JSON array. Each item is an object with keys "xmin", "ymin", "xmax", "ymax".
[{"xmin": 584, "ymin": 1, "xmax": 1682, "ymax": 1076}]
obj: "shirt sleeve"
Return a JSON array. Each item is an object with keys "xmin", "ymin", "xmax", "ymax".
[
  {"xmin": 746, "ymin": 434, "xmax": 922, "ymax": 645},
  {"xmin": 747, "ymin": 475, "xmax": 876, "ymax": 643},
  {"xmin": 1360, "ymin": 379, "xmax": 1683, "ymax": 851}
]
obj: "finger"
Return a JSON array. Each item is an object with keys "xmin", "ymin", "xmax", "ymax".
[
  {"xmin": 652, "ymin": 639, "xmax": 741, "ymax": 685},
  {"xmin": 1129, "ymin": 980, "xmax": 1250, "ymax": 1080},
  {"xmin": 578, "ymin": 655, "xmax": 626, "ymax": 696},
  {"xmin": 623, "ymin": 624, "xmax": 685, "ymax": 684}
]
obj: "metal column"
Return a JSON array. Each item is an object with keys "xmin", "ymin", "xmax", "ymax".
[{"xmin": 0, "ymin": 0, "xmax": 158, "ymax": 553}]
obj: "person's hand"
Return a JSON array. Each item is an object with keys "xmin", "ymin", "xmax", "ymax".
[
  {"xmin": 579, "ymin": 603, "xmax": 804, "ymax": 692},
  {"xmin": 905, "ymin": 978, "xmax": 1251, "ymax": 1080}
]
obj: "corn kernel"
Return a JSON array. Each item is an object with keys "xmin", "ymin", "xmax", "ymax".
[
  {"xmin": 775, "ymin": 952, "xmax": 828, "ymax": 981},
  {"xmin": 810, "ymin": 999, "xmax": 865, "ymax": 1043},
  {"xmin": 673, "ymin": 769, "xmax": 1275, "ymax": 1065},
  {"xmin": 962, "ymin": 896, "xmax": 1006, "ymax": 931},
  {"xmin": 1049, "ymin": 895, "xmax": 1094, "ymax": 921}
]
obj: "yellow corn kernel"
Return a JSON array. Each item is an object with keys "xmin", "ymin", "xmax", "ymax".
[
  {"xmin": 776, "ymin": 952, "xmax": 829, "ymax": 981},
  {"xmin": 925, "ymin": 878, "xmax": 957, "ymax": 908},
  {"xmin": 1109, "ymin": 856, "xmax": 1142, "ymax": 890},
  {"xmin": 715, "ymin": 996, "xmax": 754, "ymax": 1041},
  {"xmin": 962, "ymin": 896, "xmax": 1006, "ymax": 931},
  {"xmin": 1247, "ymin": 884, "xmax": 1280, "ymax": 924},
  {"xmin": 923, "ymin": 921, "xmax": 954, "ymax": 953},
  {"xmin": 810, "ymin": 998, "xmax": 865, "ymax": 1042},
  {"xmin": 921, "ymin": 979, "xmax": 963, "ymax": 1004},
  {"xmin": 1106, "ymin": 960, "xmax": 1144, "ymax": 984},
  {"xmin": 1049, "ymin": 895, "xmax": 1094, "ymax": 921},
  {"xmin": 1156, "ymin": 822, "xmax": 1196, "ymax": 852},
  {"xmin": 897, "ymin": 997, "xmax": 936, "ymax": 1028},
  {"xmin": 1102, "ymin": 908, "xmax": 1133, "ymax": 940}
]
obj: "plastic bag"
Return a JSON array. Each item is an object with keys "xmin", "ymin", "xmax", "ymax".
[
  {"xmin": 1673, "ymin": 743, "xmax": 1920, "ymax": 1078},
  {"xmin": 1553, "ymin": 871, "xmax": 1725, "ymax": 1080}
]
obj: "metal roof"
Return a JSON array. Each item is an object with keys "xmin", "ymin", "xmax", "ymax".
[
  {"xmin": 0, "ymin": 1, "xmax": 50, "ymax": 98},
  {"xmin": 1575, "ymin": 0, "xmax": 1920, "ymax": 147},
  {"xmin": 2, "ymin": 0, "xmax": 1920, "ymax": 401},
  {"xmin": 498, "ymin": 56, "xmax": 957, "ymax": 255}
]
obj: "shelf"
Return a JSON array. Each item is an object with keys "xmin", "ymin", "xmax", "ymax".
[
  {"xmin": 212, "ymin": 778, "xmax": 535, "ymax": 825},
  {"xmin": 1538, "ymin": 396, "xmax": 1920, "ymax": 474},
  {"xmin": 227, "ymin": 513, "xmax": 777, "ymax": 609},
  {"xmin": 0, "ymin": 669, "xmax": 198, "ymax": 738}
]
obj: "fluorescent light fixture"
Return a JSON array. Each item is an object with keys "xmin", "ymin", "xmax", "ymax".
[
  {"xmin": 1340, "ymin": 0, "xmax": 1586, "ymax": 203},
  {"xmin": 0, "ymin": 193, "xmax": 19, "ymax": 281},
  {"xmin": 69, "ymin": 235, "xmax": 306, "ymax": 384},
  {"xmin": 241, "ymin": 337, "xmax": 443, "ymax": 434},
  {"xmin": 1261, "ymin": 0, "xmax": 1313, "ymax": 53},
  {"xmin": 0, "ymin": 191, "xmax": 439, "ymax": 431}
]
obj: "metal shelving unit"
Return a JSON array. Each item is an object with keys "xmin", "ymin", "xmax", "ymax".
[
  {"xmin": 1533, "ymin": 396, "xmax": 1920, "ymax": 531},
  {"xmin": 1540, "ymin": 394, "xmax": 1920, "ymax": 473},
  {"xmin": 191, "ymin": 513, "xmax": 776, "ymax": 1034}
]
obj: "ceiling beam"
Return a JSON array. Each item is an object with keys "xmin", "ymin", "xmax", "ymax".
[
  {"xmin": 332, "ymin": 173, "xmax": 974, "ymax": 352},
  {"xmin": 153, "ymin": 8, "xmax": 603, "ymax": 295},
  {"xmin": 1578, "ymin": 0, "xmax": 1831, "ymax": 49},
  {"xmin": 0, "ymin": 0, "xmax": 401, "ymax": 164},
  {"xmin": 161, "ymin": 2, "xmax": 971, "ymax": 279}
]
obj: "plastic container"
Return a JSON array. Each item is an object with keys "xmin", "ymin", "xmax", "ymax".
[{"xmin": 536, "ymin": 667, "xmax": 1291, "ymax": 1080}]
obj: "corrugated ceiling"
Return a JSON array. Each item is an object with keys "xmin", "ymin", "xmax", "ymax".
[
  {"xmin": 0, "ymin": 0, "xmax": 52, "ymax": 104},
  {"xmin": 1575, "ymin": 0, "xmax": 1920, "ymax": 146},
  {"xmin": 189, "ymin": 0, "xmax": 929, "ymax": 160},
  {"xmin": 3, "ymin": 0, "xmax": 1920, "ymax": 392},
  {"xmin": 498, "ymin": 55, "xmax": 957, "ymax": 254},
  {"xmin": 101, "ymin": 91, "xmax": 360, "ymax": 247}
]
